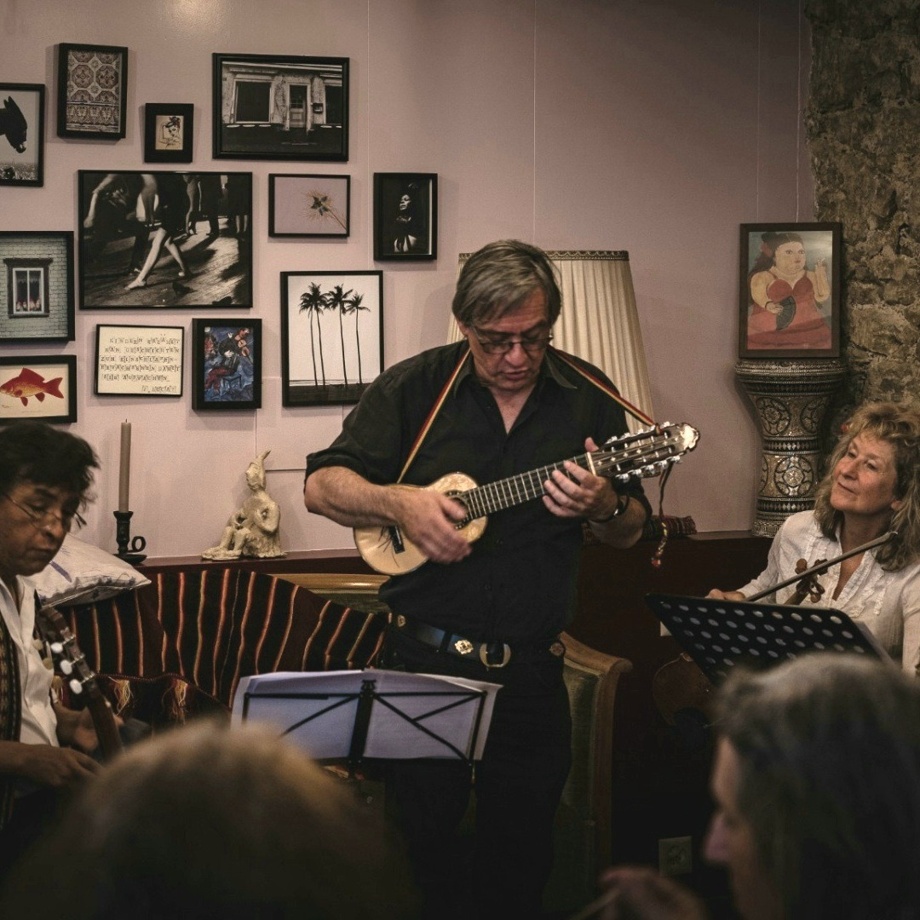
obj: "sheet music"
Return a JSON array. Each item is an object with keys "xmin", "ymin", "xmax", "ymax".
[{"xmin": 231, "ymin": 669, "xmax": 500, "ymax": 761}]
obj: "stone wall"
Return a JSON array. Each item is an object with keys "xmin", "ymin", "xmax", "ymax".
[{"xmin": 805, "ymin": 0, "xmax": 920, "ymax": 420}]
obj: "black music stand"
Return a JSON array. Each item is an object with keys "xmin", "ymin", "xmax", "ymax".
[
  {"xmin": 231, "ymin": 669, "xmax": 500, "ymax": 768},
  {"xmin": 645, "ymin": 593, "xmax": 889, "ymax": 686}
]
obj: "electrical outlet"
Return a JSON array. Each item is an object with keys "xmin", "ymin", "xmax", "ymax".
[{"xmin": 658, "ymin": 836, "xmax": 692, "ymax": 876}]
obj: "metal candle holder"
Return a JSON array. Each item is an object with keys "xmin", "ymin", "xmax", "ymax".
[{"xmin": 114, "ymin": 510, "xmax": 147, "ymax": 564}]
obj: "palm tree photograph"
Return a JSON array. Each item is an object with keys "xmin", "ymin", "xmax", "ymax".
[{"xmin": 281, "ymin": 270, "xmax": 382, "ymax": 406}]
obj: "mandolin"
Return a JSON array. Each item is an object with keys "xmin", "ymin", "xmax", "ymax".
[
  {"xmin": 355, "ymin": 422, "xmax": 699, "ymax": 575},
  {"xmin": 36, "ymin": 605, "xmax": 123, "ymax": 761}
]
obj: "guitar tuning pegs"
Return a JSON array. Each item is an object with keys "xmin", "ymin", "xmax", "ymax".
[
  {"xmin": 50, "ymin": 642, "xmax": 63, "ymax": 655},
  {"xmin": 58, "ymin": 660, "xmax": 74, "ymax": 676},
  {"xmin": 69, "ymin": 678, "xmax": 83, "ymax": 695}
]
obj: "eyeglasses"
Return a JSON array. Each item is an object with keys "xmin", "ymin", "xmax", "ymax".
[
  {"xmin": 470, "ymin": 327, "xmax": 554, "ymax": 355},
  {"xmin": 3, "ymin": 494, "xmax": 85, "ymax": 533}
]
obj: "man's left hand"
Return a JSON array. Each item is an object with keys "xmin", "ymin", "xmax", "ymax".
[{"xmin": 543, "ymin": 437, "xmax": 620, "ymax": 520}]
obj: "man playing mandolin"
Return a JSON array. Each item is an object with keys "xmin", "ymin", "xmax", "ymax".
[
  {"xmin": 304, "ymin": 239, "xmax": 653, "ymax": 920},
  {"xmin": 0, "ymin": 422, "xmax": 107, "ymax": 880}
]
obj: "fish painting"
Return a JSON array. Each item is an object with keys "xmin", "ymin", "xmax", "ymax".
[{"xmin": 0, "ymin": 367, "xmax": 64, "ymax": 406}]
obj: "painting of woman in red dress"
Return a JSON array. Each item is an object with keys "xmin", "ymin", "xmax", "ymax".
[{"xmin": 743, "ymin": 228, "xmax": 837, "ymax": 355}]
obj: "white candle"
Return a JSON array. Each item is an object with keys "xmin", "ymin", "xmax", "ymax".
[{"xmin": 118, "ymin": 421, "xmax": 131, "ymax": 512}]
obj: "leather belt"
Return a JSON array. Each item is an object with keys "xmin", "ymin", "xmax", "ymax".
[{"xmin": 392, "ymin": 614, "xmax": 565, "ymax": 669}]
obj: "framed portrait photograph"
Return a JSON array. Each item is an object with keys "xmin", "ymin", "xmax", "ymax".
[
  {"xmin": 57, "ymin": 43, "xmax": 128, "ymax": 140},
  {"xmin": 192, "ymin": 319, "xmax": 261, "ymax": 410},
  {"xmin": 269, "ymin": 173, "xmax": 350, "ymax": 237},
  {"xmin": 144, "ymin": 103, "xmax": 194, "ymax": 163},
  {"xmin": 95, "ymin": 324, "xmax": 184, "ymax": 397},
  {"xmin": 0, "ymin": 355, "xmax": 77, "ymax": 424},
  {"xmin": 78, "ymin": 170, "xmax": 253, "ymax": 309},
  {"xmin": 281, "ymin": 271, "xmax": 382, "ymax": 406},
  {"xmin": 0, "ymin": 231, "xmax": 74, "ymax": 344},
  {"xmin": 739, "ymin": 222, "xmax": 842, "ymax": 359},
  {"xmin": 212, "ymin": 53, "xmax": 349, "ymax": 161},
  {"xmin": 373, "ymin": 173, "xmax": 437, "ymax": 261},
  {"xmin": 0, "ymin": 83, "xmax": 44, "ymax": 186}
]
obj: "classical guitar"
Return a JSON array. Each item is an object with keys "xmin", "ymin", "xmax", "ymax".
[
  {"xmin": 355, "ymin": 422, "xmax": 700, "ymax": 576},
  {"xmin": 36, "ymin": 605, "xmax": 123, "ymax": 761}
]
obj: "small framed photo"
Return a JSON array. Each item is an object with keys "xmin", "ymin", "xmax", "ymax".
[
  {"xmin": 739, "ymin": 222, "xmax": 842, "ymax": 359},
  {"xmin": 192, "ymin": 319, "xmax": 261, "ymax": 410},
  {"xmin": 281, "ymin": 271, "xmax": 382, "ymax": 406},
  {"xmin": 0, "ymin": 231, "xmax": 74, "ymax": 344},
  {"xmin": 78, "ymin": 170, "xmax": 253, "ymax": 309},
  {"xmin": 269, "ymin": 173, "xmax": 350, "ymax": 237},
  {"xmin": 144, "ymin": 103, "xmax": 194, "ymax": 163},
  {"xmin": 373, "ymin": 173, "xmax": 437, "ymax": 261},
  {"xmin": 212, "ymin": 53, "xmax": 349, "ymax": 161},
  {"xmin": 0, "ymin": 84, "xmax": 45, "ymax": 186},
  {"xmin": 57, "ymin": 43, "xmax": 128, "ymax": 140},
  {"xmin": 94, "ymin": 324, "xmax": 184, "ymax": 397},
  {"xmin": 0, "ymin": 355, "xmax": 77, "ymax": 424}
]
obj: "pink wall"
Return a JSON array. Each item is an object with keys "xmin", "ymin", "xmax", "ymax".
[{"xmin": 0, "ymin": 0, "xmax": 813, "ymax": 558}]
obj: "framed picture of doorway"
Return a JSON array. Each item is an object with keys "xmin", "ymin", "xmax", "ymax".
[{"xmin": 212, "ymin": 53, "xmax": 349, "ymax": 161}]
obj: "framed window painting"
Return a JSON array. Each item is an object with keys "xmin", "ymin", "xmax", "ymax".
[
  {"xmin": 739, "ymin": 222, "xmax": 842, "ymax": 359},
  {"xmin": 144, "ymin": 103, "xmax": 194, "ymax": 163},
  {"xmin": 57, "ymin": 44, "xmax": 128, "ymax": 140},
  {"xmin": 269, "ymin": 173, "xmax": 350, "ymax": 237},
  {"xmin": 373, "ymin": 172, "xmax": 437, "ymax": 261},
  {"xmin": 0, "ymin": 83, "xmax": 45, "ymax": 186},
  {"xmin": 0, "ymin": 231, "xmax": 74, "ymax": 343},
  {"xmin": 192, "ymin": 319, "xmax": 261, "ymax": 410},
  {"xmin": 78, "ymin": 170, "xmax": 253, "ymax": 309},
  {"xmin": 213, "ymin": 53, "xmax": 348, "ymax": 161},
  {"xmin": 281, "ymin": 271, "xmax": 382, "ymax": 406},
  {"xmin": 0, "ymin": 355, "xmax": 77, "ymax": 424},
  {"xmin": 94, "ymin": 324, "xmax": 184, "ymax": 397}
]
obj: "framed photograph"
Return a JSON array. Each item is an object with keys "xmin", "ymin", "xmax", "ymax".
[
  {"xmin": 0, "ymin": 83, "xmax": 44, "ymax": 186},
  {"xmin": 269, "ymin": 173, "xmax": 350, "ymax": 237},
  {"xmin": 0, "ymin": 355, "xmax": 77, "ymax": 424},
  {"xmin": 78, "ymin": 170, "xmax": 253, "ymax": 309},
  {"xmin": 212, "ymin": 53, "xmax": 348, "ymax": 161},
  {"xmin": 739, "ymin": 222, "xmax": 842, "ymax": 359},
  {"xmin": 95, "ymin": 324, "xmax": 184, "ymax": 397},
  {"xmin": 281, "ymin": 271, "xmax": 382, "ymax": 406},
  {"xmin": 373, "ymin": 173, "xmax": 437, "ymax": 261},
  {"xmin": 0, "ymin": 232, "xmax": 74, "ymax": 344},
  {"xmin": 57, "ymin": 43, "xmax": 128, "ymax": 140},
  {"xmin": 144, "ymin": 103, "xmax": 194, "ymax": 163},
  {"xmin": 192, "ymin": 319, "xmax": 261, "ymax": 410}
]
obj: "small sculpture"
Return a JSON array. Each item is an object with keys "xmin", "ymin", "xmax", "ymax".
[{"xmin": 202, "ymin": 449, "xmax": 285, "ymax": 560}]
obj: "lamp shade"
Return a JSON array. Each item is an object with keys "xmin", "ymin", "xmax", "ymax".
[{"xmin": 450, "ymin": 250, "xmax": 654, "ymax": 432}]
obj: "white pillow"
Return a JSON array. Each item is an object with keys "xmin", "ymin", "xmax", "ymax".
[{"xmin": 30, "ymin": 534, "xmax": 151, "ymax": 607}]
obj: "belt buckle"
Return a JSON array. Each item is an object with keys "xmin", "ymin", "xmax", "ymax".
[{"xmin": 479, "ymin": 642, "xmax": 511, "ymax": 669}]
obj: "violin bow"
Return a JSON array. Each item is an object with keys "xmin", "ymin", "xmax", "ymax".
[{"xmin": 746, "ymin": 530, "xmax": 897, "ymax": 603}]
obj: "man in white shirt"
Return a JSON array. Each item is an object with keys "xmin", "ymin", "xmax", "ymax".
[{"xmin": 0, "ymin": 421, "xmax": 104, "ymax": 879}]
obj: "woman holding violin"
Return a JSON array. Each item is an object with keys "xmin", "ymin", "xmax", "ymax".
[{"xmin": 709, "ymin": 401, "xmax": 920, "ymax": 674}]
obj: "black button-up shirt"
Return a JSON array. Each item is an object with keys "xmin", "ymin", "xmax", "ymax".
[{"xmin": 305, "ymin": 342, "xmax": 649, "ymax": 643}]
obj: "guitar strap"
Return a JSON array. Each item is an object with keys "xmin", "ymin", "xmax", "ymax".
[
  {"xmin": 0, "ymin": 595, "xmax": 24, "ymax": 830},
  {"xmin": 396, "ymin": 348, "xmax": 471, "ymax": 484}
]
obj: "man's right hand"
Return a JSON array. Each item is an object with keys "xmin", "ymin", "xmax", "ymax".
[
  {"xmin": 394, "ymin": 488, "xmax": 472, "ymax": 565},
  {"xmin": 5, "ymin": 742, "xmax": 100, "ymax": 789}
]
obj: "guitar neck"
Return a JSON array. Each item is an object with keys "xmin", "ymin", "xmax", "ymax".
[{"xmin": 460, "ymin": 453, "xmax": 594, "ymax": 520}]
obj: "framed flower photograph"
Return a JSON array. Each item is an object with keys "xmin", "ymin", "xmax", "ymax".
[
  {"xmin": 0, "ymin": 83, "xmax": 45, "ymax": 186},
  {"xmin": 57, "ymin": 43, "xmax": 128, "ymax": 140},
  {"xmin": 0, "ymin": 231, "xmax": 74, "ymax": 344},
  {"xmin": 0, "ymin": 355, "xmax": 77, "ymax": 424},
  {"xmin": 94, "ymin": 324, "xmax": 184, "ymax": 397},
  {"xmin": 144, "ymin": 103, "xmax": 194, "ymax": 163},
  {"xmin": 78, "ymin": 170, "xmax": 253, "ymax": 309},
  {"xmin": 739, "ymin": 222, "xmax": 842, "ymax": 359},
  {"xmin": 281, "ymin": 271, "xmax": 382, "ymax": 406},
  {"xmin": 192, "ymin": 318, "xmax": 261, "ymax": 410},
  {"xmin": 373, "ymin": 172, "xmax": 437, "ymax": 261},
  {"xmin": 212, "ymin": 53, "xmax": 349, "ymax": 161},
  {"xmin": 269, "ymin": 173, "xmax": 350, "ymax": 237}
]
